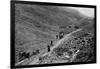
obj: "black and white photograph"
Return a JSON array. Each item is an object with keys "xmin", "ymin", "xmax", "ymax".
[{"xmin": 11, "ymin": 1, "xmax": 96, "ymax": 68}]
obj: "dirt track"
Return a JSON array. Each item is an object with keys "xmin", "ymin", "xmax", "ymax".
[{"xmin": 15, "ymin": 29, "xmax": 82, "ymax": 65}]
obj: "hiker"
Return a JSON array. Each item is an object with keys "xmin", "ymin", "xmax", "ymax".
[
  {"xmin": 59, "ymin": 31, "xmax": 64, "ymax": 39},
  {"xmin": 50, "ymin": 40, "xmax": 53, "ymax": 46},
  {"xmin": 19, "ymin": 52, "xmax": 26, "ymax": 60},
  {"xmin": 56, "ymin": 31, "xmax": 64, "ymax": 39},
  {"xmin": 25, "ymin": 53, "xmax": 30, "ymax": 59},
  {"xmin": 56, "ymin": 35, "xmax": 59, "ymax": 39},
  {"xmin": 22, "ymin": 52, "xmax": 26, "ymax": 58},
  {"xmin": 47, "ymin": 45, "xmax": 50, "ymax": 52}
]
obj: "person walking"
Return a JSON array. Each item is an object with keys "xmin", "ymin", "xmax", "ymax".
[
  {"xmin": 47, "ymin": 45, "xmax": 50, "ymax": 52},
  {"xmin": 59, "ymin": 31, "xmax": 64, "ymax": 39},
  {"xmin": 50, "ymin": 40, "xmax": 53, "ymax": 46}
]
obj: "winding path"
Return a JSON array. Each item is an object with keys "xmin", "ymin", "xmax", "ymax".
[
  {"xmin": 15, "ymin": 29, "xmax": 82, "ymax": 65},
  {"xmin": 42, "ymin": 29, "xmax": 82, "ymax": 56}
]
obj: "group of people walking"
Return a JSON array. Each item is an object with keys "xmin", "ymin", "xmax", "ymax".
[
  {"xmin": 18, "ymin": 31, "xmax": 64, "ymax": 61},
  {"xmin": 56, "ymin": 31, "xmax": 64, "ymax": 39},
  {"xmin": 47, "ymin": 31, "xmax": 64, "ymax": 52}
]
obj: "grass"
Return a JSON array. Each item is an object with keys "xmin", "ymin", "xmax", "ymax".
[{"xmin": 14, "ymin": 3, "xmax": 95, "ymax": 64}]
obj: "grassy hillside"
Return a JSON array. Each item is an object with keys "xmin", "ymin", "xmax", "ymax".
[{"xmin": 15, "ymin": 4, "xmax": 94, "ymax": 63}]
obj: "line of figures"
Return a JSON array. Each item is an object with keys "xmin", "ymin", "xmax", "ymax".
[
  {"xmin": 47, "ymin": 31, "xmax": 64, "ymax": 52},
  {"xmin": 18, "ymin": 31, "xmax": 64, "ymax": 62}
]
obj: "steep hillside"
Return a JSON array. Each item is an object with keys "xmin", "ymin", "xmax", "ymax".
[{"xmin": 15, "ymin": 3, "xmax": 94, "ymax": 63}]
